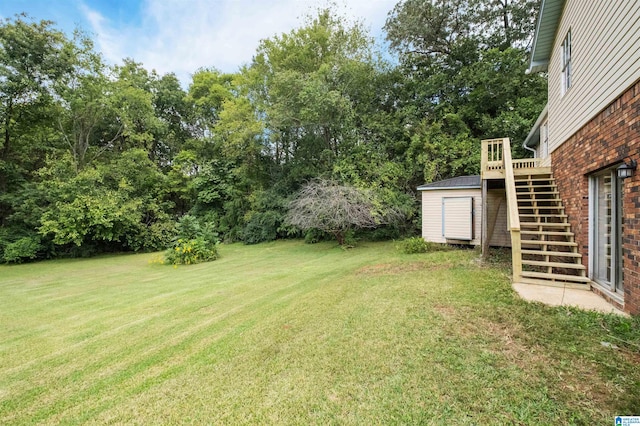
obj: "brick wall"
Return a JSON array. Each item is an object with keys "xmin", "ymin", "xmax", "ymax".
[{"xmin": 551, "ymin": 79, "xmax": 640, "ymax": 315}]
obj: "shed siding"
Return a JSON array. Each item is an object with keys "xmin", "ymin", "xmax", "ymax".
[
  {"xmin": 421, "ymin": 188, "xmax": 481, "ymax": 246},
  {"xmin": 548, "ymin": 0, "xmax": 640, "ymax": 154}
]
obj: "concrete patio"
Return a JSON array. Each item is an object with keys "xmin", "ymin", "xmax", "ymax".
[{"xmin": 513, "ymin": 282, "xmax": 627, "ymax": 316}]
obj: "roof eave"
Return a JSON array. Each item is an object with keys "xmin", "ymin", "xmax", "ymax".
[
  {"xmin": 417, "ymin": 185, "xmax": 481, "ymax": 191},
  {"xmin": 527, "ymin": 0, "xmax": 566, "ymax": 73},
  {"xmin": 528, "ymin": 60, "xmax": 549, "ymax": 74}
]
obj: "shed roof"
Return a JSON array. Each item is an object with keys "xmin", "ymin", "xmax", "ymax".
[
  {"xmin": 528, "ymin": 0, "xmax": 566, "ymax": 73},
  {"xmin": 417, "ymin": 175, "xmax": 481, "ymax": 191}
]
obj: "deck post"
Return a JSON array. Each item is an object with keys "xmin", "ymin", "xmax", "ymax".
[
  {"xmin": 502, "ymin": 138, "xmax": 523, "ymax": 282},
  {"xmin": 481, "ymin": 179, "xmax": 488, "ymax": 256}
]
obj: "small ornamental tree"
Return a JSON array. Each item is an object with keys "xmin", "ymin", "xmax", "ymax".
[{"xmin": 286, "ymin": 179, "xmax": 399, "ymax": 246}]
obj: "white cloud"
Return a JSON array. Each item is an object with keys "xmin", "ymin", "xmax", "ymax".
[{"xmin": 80, "ymin": 0, "xmax": 397, "ymax": 86}]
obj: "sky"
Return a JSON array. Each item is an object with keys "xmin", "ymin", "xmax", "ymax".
[{"xmin": 1, "ymin": 0, "xmax": 399, "ymax": 85}]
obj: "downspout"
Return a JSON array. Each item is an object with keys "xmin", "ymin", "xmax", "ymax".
[{"xmin": 523, "ymin": 141, "xmax": 537, "ymax": 156}]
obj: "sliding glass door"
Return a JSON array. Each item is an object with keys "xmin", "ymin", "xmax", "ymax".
[{"xmin": 591, "ymin": 170, "xmax": 623, "ymax": 294}]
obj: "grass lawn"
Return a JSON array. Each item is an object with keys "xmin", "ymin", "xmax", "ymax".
[{"xmin": 0, "ymin": 240, "xmax": 638, "ymax": 424}]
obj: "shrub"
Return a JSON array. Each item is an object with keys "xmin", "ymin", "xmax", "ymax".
[
  {"xmin": 165, "ymin": 237, "xmax": 219, "ymax": 265},
  {"xmin": 340, "ymin": 230, "xmax": 357, "ymax": 250},
  {"xmin": 304, "ymin": 228, "xmax": 328, "ymax": 244},
  {"xmin": 397, "ymin": 237, "xmax": 449, "ymax": 254},
  {"xmin": 164, "ymin": 215, "xmax": 220, "ymax": 265},
  {"xmin": 242, "ymin": 211, "xmax": 279, "ymax": 244},
  {"xmin": 361, "ymin": 226, "xmax": 403, "ymax": 241},
  {"xmin": 141, "ymin": 220, "xmax": 177, "ymax": 252},
  {"xmin": 3, "ymin": 236, "xmax": 42, "ymax": 263},
  {"xmin": 175, "ymin": 214, "xmax": 202, "ymax": 241}
]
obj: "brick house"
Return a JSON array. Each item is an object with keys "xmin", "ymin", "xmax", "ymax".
[{"xmin": 478, "ymin": 0, "xmax": 640, "ymax": 315}]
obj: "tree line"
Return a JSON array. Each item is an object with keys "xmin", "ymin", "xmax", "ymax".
[{"xmin": 0, "ymin": 0, "xmax": 546, "ymax": 262}]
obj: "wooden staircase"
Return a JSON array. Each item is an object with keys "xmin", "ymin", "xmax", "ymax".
[{"xmin": 514, "ymin": 173, "xmax": 590, "ymax": 289}]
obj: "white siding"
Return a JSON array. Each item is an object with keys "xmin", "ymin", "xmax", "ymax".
[
  {"xmin": 548, "ymin": 0, "xmax": 640, "ymax": 153},
  {"xmin": 540, "ymin": 118, "xmax": 551, "ymax": 167},
  {"xmin": 421, "ymin": 189, "xmax": 482, "ymax": 245}
]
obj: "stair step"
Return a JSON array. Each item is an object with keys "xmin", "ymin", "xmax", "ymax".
[
  {"xmin": 518, "ymin": 199, "xmax": 562, "ymax": 203},
  {"xmin": 521, "ymin": 230, "xmax": 574, "ymax": 236},
  {"xmin": 519, "ymin": 211, "xmax": 567, "ymax": 216},
  {"xmin": 518, "ymin": 208, "xmax": 565, "ymax": 213},
  {"xmin": 522, "ymin": 260, "xmax": 585, "ymax": 269},
  {"xmin": 520, "ymin": 222, "xmax": 570, "ymax": 228},
  {"xmin": 521, "ymin": 249, "xmax": 581, "ymax": 257},
  {"xmin": 515, "ymin": 187, "xmax": 557, "ymax": 191},
  {"xmin": 517, "ymin": 277, "xmax": 591, "ymax": 290},
  {"xmin": 518, "ymin": 204, "xmax": 566, "ymax": 212},
  {"xmin": 517, "ymin": 196, "xmax": 561, "ymax": 200},
  {"xmin": 521, "ymin": 271, "xmax": 591, "ymax": 283},
  {"xmin": 515, "ymin": 184, "xmax": 556, "ymax": 188},
  {"xmin": 516, "ymin": 191, "xmax": 559, "ymax": 195},
  {"xmin": 514, "ymin": 177, "xmax": 553, "ymax": 182},
  {"xmin": 519, "ymin": 214, "xmax": 568, "ymax": 218},
  {"xmin": 521, "ymin": 240, "xmax": 578, "ymax": 246},
  {"xmin": 517, "ymin": 195, "xmax": 560, "ymax": 200},
  {"xmin": 515, "ymin": 181, "xmax": 556, "ymax": 185},
  {"xmin": 517, "ymin": 198, "xmax": 562, "ymax": 202}
]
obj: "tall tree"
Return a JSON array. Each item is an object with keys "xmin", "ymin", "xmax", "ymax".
[
  {"xmin": 385, "ymin": 0, "xmax": 547, "ymax": 183},
  {"xmin": 0, "ymin": 15, "xmax": 77, "ymax": 223},
  {"xmin": 55, "ymin": 53, "xmax": 119, "ymax": 170},
  {"xmin": 248, "ymin": 9, "xmax": 377, "ymax": 183},
  {"xmin": 151, "ymin": 72, "xmax": 191, "ymax": 166}
]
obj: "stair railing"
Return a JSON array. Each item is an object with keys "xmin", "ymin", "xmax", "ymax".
[{"xmin": 501, "ymin": 138, "xmax": 522, "ymax": 281}]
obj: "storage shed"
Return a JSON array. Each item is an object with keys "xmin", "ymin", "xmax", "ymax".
[{"xmin": 418, "ymin": 175, "xmax": 510, "ymax": 247}]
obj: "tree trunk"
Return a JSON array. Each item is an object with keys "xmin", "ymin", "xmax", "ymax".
[{"xmin": 501, "ymin": 0, "xmax": 510, "ymax": 47}]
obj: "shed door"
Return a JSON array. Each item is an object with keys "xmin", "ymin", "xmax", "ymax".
[{"xmin": 442, "ymin": 197, "xmax": 474, "ymax": 240}]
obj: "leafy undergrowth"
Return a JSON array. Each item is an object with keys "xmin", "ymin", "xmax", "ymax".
[{"xmin": 0, "ymin": 241, "xmax": 638, "ymax": 424}]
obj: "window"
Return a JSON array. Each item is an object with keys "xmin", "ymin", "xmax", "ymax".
[{"xmin": 561, "ymin": 30, "xmax": 572, "ymax": 94}]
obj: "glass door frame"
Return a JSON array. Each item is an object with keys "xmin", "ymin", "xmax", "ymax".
[{"xmin": 589, "ymin": 168, "xmax": 624, "ymax": 296}]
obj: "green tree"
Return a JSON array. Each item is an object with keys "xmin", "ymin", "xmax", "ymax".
[
  {"xmin": 187, "ymin": 68, "xmax": 234, "ymax": 140},
  {"xmin": 37, "ymin": 150, "xmax": 173, "ymax": 252},
  {"xmin": 0, "ymin": 15, "xmax": 77, "ymax": 223},
  {"xmin": 248, "ymin": 9, "xmax": 377, "ymax": 182},
  {"xmin": 55, "ymin": 57, "xmax": 120, "ymax": 170},
  {"xmin": 151, "ymin": 72, "xmax": 191, "ymax": 166},
  {"xmin": 385, "ymin": 0, "xmax": 547, "ymax": 180}
]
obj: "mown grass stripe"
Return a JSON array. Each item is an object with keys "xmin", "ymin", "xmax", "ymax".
[{"xmin": 0, "ymin": 241, "xmax": 638, "ymax": 425}]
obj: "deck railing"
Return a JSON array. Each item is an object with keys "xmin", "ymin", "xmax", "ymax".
[
  {"xmin": 481, "ymin": 139, "xmax": 541, "ymax": 177},
  {"xmin": 480, "ymin": 138, "xmax": 504, "ymax": 176}
]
